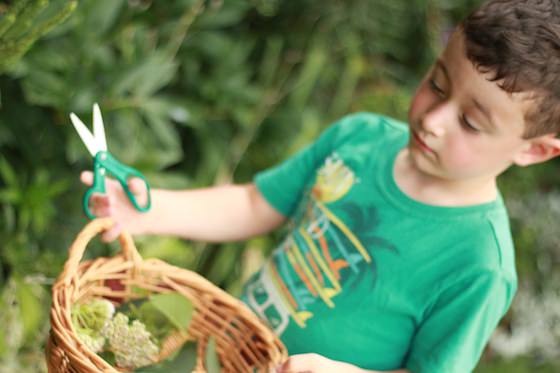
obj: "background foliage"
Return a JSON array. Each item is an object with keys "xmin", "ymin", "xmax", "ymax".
[{"xmin": 0, "ymin": 0, "xmax": 559, "ymax": 371}]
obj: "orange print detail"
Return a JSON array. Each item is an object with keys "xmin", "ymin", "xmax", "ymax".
[
  {"xmin": 269, "ymin": 262, "xmax": 299, "ymax": 309},
  {"xmin": 332, "ymin": 259, "xmax": 350, "ymax": 274},
  {"xmin": 314, "ymin": 227, "xmax": 341, "ymax": 280},
  {"xmin": 288, "ymin": 249, "xmax": 318, "ymax": 297}
]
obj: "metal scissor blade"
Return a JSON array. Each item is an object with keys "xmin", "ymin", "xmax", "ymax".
[
  {"xmin": 93, "ymin": 103, "xmax": 107, "ymax": 152},
  {"xmin": 70, "ymin": 112, "xmax": 100, "ymax": 157}
]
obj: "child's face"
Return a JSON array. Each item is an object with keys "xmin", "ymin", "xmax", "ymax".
[{"xmin": 407, "ymin": 29, "xmax": 533, "ymax": 183}]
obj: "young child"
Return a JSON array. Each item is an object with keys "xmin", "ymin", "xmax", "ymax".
[{"xmin": 81, "ymin": 0, "xmax": 560, "ymax": 371}]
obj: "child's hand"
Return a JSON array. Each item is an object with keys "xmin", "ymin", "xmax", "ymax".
[
  {"xmin": 276, "ymin": 353, "xmax": 344, "ymax": 373},
  {"xmin": 80, "ymin": 170, "xmax": 148, "ymax": 242},
  {"xmin": 276, "ymin": 353, "xmax": 395, "ymax": 373}
]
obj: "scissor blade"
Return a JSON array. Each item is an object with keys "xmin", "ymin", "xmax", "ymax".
[
  {"xmin": 70, "ymin": 112, "xmax": 100, "ymax": 157},
  {"xmin": 93, "ymin": 103, "xmax": 107, "ymax": 152}
]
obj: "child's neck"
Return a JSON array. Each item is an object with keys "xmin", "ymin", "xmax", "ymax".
[{"xmin": 393, "ymin": 149, "xmax": 498, "ymax": 207}]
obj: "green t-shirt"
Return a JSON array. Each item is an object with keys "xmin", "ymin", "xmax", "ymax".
[{"xmin": 241, "ymin": 112, "xmax": 517, "ymax": 372}]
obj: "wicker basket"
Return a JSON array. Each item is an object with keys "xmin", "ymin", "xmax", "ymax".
[{"xmin": 46, "ymin": 218, "xmax": 287, "ymax": 372}]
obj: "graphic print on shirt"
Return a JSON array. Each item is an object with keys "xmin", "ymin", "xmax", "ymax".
[{"xmin": 245, "ymin": 153, "xmax": 399, "ymax": 335}]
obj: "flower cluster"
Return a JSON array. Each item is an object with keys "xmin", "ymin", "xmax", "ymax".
[
  {"xmin": 71, "ymin": 299, "xmax": 115, "ymax": 353},
  {"xmin": 101, "ymin": 312, "xmax": 159, "ymax": 368},
  {"xmin": 71, "ymin": 298, "xmax": 159, "ymax": 369},
  {"xmin": 72, "ymin": 298, "xmax": 115, "ymax": 330},
  {"xmin": 76, "ymin": 332, "xmax": 105, "ymax": 353}
]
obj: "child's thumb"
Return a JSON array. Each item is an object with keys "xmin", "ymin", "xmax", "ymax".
[{"xmin": 80, "ymin": 171, "xmax": 94, "ymax": 186}]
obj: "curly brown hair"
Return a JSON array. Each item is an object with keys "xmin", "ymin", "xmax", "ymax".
[{"xmin": 461, "ymin": 0, "xmax": 560, "ymax": 138}]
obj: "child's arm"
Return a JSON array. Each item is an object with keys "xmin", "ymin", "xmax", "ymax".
[
  {"xmin": 80, "ymin": 171, "xmax": 286, "ymax": 242},
  {"xmin": 139, "ymin": 183, "xmax": 287, "ymax": 241}
]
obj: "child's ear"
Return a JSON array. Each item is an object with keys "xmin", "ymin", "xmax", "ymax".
[{"xmin": 513, "ymin": 133, "xmax": 560, "ymax": 167}]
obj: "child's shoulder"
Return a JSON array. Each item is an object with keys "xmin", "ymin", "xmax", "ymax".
[
  {"xmin": 333, "ymin": 111, "xmax": 408, "ymax": 132},
  {"xmin": 325, "ymin": 112, "xmax": 408, "ymax": 146},
  {"xmin": 450, "ymin": 208, "xmax": 516, "ymax": 282},
  {"xmin": 485, "ymin": 209, "xmax": 517, "ymax": 280}
]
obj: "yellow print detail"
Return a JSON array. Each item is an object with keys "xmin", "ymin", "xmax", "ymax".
[{"xmin": 312, "ymin": 153, "xmax": 357, "ymax": 203}]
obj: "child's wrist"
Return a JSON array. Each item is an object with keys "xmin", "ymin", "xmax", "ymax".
[
  {"xmin": 130, "ymin": 212, "xmax": 152, "ymax": 236},
  {"xmin": 129, "ymin": 189, "xmax": 162, "ymax": 236}
]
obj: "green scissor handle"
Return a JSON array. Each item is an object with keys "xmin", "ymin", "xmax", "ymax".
[{"xmin": 83, "ymin": 151, "xmax": 152, "ymax": 220}]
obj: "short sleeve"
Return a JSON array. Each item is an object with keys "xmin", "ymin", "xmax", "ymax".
[
  {"xmin": 254, "ymin": 113, "xmax": 382, "ymax": 217},
  {"xmin": 405, "ymin": 271, "xmax": 516, "ymax": 373}
]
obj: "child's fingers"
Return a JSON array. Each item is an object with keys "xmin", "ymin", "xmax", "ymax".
[
  {"xmin": 127, "ymin": 177, "xmax": 148, "ymax": 206},
  {"xmin": 82, "ymin": 171, "xmax": 119, "ymax": 191},
  {"xmin": 80, "ymin": 171, "xmax": 94, "ymax": 186},
  {"xmin": 127, "ymin": 177, "xmax": 146, "ymax": 195},
  {"xmin": 90, "ymin": 206, "xmax": 112, "ymax": 220},
  {"xmin": 92, "ymin": 204, "xmax": 112, "ymax": 218},
  {"xmin": 90, "ymin": 194, "xmax": 111, "ymax": 209},
  {"xmin": 101, "ymin": 222, "xmax": 121, "ymax": 243},
  {"xmin": 86, "ymin": 194, "xmax": 113, "ymax": 220}
]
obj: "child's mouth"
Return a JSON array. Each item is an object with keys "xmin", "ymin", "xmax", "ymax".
[{"xmin": 412, "ymin": 131, "xmax": 435, "ymax": 154}]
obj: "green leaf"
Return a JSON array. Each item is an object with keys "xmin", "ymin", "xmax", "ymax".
[
  {"xmin": 0, "ymin": 189, "xmax": 21, "ymax": 204},
  {"xmin": 205, "ymin": 336, "xmax": 220, "ymax": 373},
  {"xmin": 142, "ymin": 98, "xmax": 182, "ymax": 149},
  {"xmin": 128, "ymin": 300, "xmax": 174, "ymax": 342},
  {"xmin": 111, "ymin": 53, "xmax": 177, "ymax": 98},
  {"xmin": 0, "ymin": 157, "xmax": 18, "ymax": 187},
  {"xmin": 289, "ymin": 41, "xmax": 327, "ymax": 109},
  {"xmin": 21, "ymin": 68, "xmax": 67, "ymax": 107},
  {"xmin": 149, "ymin": 293, "xmax": 194, "ymax": 330},
  {"xmin": 98, "ymin": 350, "xmax": 116, "ymax": 366},
  {"xmin": 80, "ymin": 0, "xmax": 125, "ymax": 37},
  {"xmin": 195, "ymin": 1, "xmax": 252, "ymax": 29}
]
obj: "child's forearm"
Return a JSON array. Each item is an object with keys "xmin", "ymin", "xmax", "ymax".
[{"xmin": 135, "ymin": 183, "xmax": 286, "ymax": 242}]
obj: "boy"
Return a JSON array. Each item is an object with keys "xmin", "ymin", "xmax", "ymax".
[{"xmin": 81, "ymin": 0, "xmax": 560, "ymax": 371}]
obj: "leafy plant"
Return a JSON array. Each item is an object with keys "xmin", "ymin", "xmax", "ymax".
[
  {"xmin": 0, "ymin": 0, "xmax": 558, "ymax": 371},
  {"xmin": 0, "ymin": 0, "xmax": 77, "ymax": 72}
]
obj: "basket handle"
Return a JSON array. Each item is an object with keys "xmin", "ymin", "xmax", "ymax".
[{"xmin": 59, "ymin": 218, "xmax": 142, "ymax": 282}]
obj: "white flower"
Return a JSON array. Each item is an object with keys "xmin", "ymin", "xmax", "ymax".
[
  {"xmin": 101, "ymin": 312, "xmax": 159, "ymax": 369},
  {"xmin": 77, "ymin": 332, "xmax": 105, "ymax": 353}
]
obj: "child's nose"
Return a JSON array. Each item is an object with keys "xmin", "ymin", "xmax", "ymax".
[{"xmin": 421, "ymin": 103, "xmax": 451, "ymax": 137}]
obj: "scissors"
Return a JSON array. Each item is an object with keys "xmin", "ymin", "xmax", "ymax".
[{"xmin": 70, "ymin": 103, "xmax": 152, "ymax": 220}]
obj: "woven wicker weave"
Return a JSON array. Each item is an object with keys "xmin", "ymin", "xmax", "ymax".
[{"xmin": 46, "ymin": 218, "xmax": 287, "ymax": 372}]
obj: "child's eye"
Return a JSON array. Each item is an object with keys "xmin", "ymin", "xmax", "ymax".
[
  {"xmin": 461, "ymin": 115, "xmax": 480, "ymax": 133},
  {"xmin": 429, "ymin": 79, "xmax": 445, "ymax": 96}
]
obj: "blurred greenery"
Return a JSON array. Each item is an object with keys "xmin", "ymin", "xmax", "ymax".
[{"xmin": 0, "ymin": 0, "xmax": 559, "ymax": 371}]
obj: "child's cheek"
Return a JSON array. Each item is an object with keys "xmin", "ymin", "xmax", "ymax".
[{"xmin": 444, "ymin": 137, "xmax": 474, "ymax": 169}]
